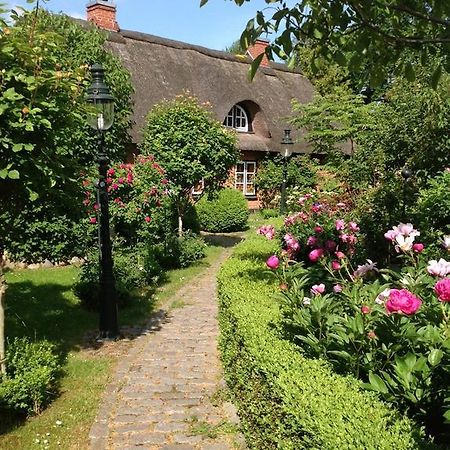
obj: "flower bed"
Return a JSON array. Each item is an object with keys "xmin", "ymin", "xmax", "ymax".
[
  {"xmin": 257, "ymin": 193, "xmax": 450, "ymax": 443},
  {"xmin": 217, "ymin": 233, "xmax": 427, "ymax": 449}
]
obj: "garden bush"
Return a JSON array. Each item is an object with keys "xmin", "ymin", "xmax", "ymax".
[
  {"xmin": 73, "ymin": 245, "xmax": 161, "ymax": 311},
  {"xmin": 0, "ymin": 337, "xmax": 62, "ymax": 415},
  {"xmin": 218, "ymin": 234, "xmax": 426, "ymax": 449},
  {"xmin": 177, "ymin": 232, "xmax": 206, "ymax": 268},
  {"xmin": 196, "ymin": 188, "xmax": 249, "ymax": 232}
]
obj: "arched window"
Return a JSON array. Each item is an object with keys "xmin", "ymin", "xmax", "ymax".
[{"xmin": 224, "ymin": 104, "xmax": 249, "ymax": 132}]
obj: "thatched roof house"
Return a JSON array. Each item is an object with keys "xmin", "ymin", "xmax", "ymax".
[{"xmin": 86, "ymin": 0, "xmax": 315, "ymax": 206}]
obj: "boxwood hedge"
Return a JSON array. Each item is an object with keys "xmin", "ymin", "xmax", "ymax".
[{"xmin": 217, "ymin": 234, "xmax": 430, "ymax": 450}]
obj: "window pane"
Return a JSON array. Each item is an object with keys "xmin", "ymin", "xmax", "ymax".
[{"xmin": 236, "ymin": 163, "xmax": 245, "ymax": 173}]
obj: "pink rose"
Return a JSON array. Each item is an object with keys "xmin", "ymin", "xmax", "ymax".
[
  {"xmin": 385, "ymin": 289, "xmax": 422, "ymax": 315},
  {"xmin": 333, "ymin": 284, "xmax": 343, "ymax": 293},
  {"xmin": 311, "ymin": 283, "xmax": 325, "ymax": 295},
  {"xmin": 412, "ymin": 243, "xmax": 424, "ymax": 253},
  {"xmin": 331, "ymin": 260, "xmax": 341, "ymax": 271},
  {"xmin": 266, "ymin": 255, "xmax": 280, "ymax": 270},
  {"xmin": 335, "ymin": 219, "xmax": 345, "ymax": 231},
  {"xmin": 308, "ymin": 248, "xmax": 324, "ymax": 263},
  {"xmin": 435, "ymin": 278, "xmax": 450, "ymax": 302}
]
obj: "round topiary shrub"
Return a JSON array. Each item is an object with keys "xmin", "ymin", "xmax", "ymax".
[{"xmin": 196, "ymin": 188, "xmax": 249, "ymax": 232}]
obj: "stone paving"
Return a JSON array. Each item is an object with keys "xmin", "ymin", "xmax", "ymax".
[{"xmin": 90, "ymin": 246, "xmax": 245, "ymax": 450}]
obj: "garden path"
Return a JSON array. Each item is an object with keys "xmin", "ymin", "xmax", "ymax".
[{"xmin": 89, "ymin": 240, "xmax": 245, "ymax": 450}]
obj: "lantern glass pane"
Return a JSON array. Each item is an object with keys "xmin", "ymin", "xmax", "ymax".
[{"xmin": 87, "ymin": 101, "xmax": 114, "ymax": 131}]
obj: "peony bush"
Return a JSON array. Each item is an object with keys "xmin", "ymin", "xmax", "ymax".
[{"xmin": 258, "ymin": 198, "xmax": 450, "ymax": 442}]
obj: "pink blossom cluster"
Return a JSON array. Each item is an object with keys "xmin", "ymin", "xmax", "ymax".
[
  {"xmin": 354, "ymin": 259, "xmax": 378, "ymax": 278},
  {"xmin": 435, "ymin": 278, "xmax": 450, "ymax": 302},
  {"xmin": 257, "ymin": 225, "xmax": 276, "ymax": 240},
  {"xmin": 384, "ymin": 223, "xmax": 424, "ymax": 253},
  {"xmin": 284, "ymin": 233, "xmax": 300, "ymax": 256},
  {"xmin": 284, "ymin": 211, "xmax": 308, "ymax": 226}
]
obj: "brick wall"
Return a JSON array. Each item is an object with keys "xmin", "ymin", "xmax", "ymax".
[{"xmin": 246, "ymin": 39, "xmax": 270, "ymax": 68}]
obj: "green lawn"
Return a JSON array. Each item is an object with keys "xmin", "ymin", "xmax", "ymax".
[{"xmin": 0, "ymin": 244, "xmax": 223, "ymax": 449}]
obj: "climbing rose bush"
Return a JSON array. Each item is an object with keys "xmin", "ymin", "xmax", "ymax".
[
  {"xmin": 258, "ymin": 215, "xmax": 450, "ymax": 441},
  {"xmin": 83, "ymin": 155, "xmax": 168, "ymax": 245}
]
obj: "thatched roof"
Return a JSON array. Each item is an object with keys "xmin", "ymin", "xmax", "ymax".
[{"xmin": 105, "ymin": 29, "xmax": 315, "ymax": 154}]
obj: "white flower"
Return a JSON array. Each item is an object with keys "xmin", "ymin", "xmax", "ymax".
[
  {"xmin": 442, "ymin": 235, "xmax": 450, "ymax": 252},
  {"xmin": 354, "ymin": 259, "xmax": 378, "ymax": 278},
  {"xmin": 427, "ymin": 258, "xmax": 450, "ymax": 277},
  {"xmin": 303, "ymin": 297, "xmax": 311, "ymax": 305},
  {"xmin": 394, "ymin": 234, "xmax": 415, "ymax": 253},
  {"xmin": 376, "ymin": 288, "xmax": 391, "ymax": 304}
]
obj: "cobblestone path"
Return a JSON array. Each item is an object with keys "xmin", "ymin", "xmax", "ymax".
[{"xmin": 90, "ymin": 246, "xmax": 244, "ymax": 450}]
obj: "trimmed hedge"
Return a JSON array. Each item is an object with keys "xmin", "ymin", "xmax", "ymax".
[
  {"xmin": 217, "ymin": 234, "xmax": 429, "ymax": 449},
  {"xmin": 196, "ymin": 188, "xmax": 249, "ymax": 232}
]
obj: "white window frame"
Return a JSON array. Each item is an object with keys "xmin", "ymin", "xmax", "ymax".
[
  {"xmin": 192, "ymin": 178, "xmax": 204, "ymax": 196},
  {"xmin": 235, "ymin": 161, "xmax": 256, "ymax": 196},
  {"xmin": 224, "ymin": 104, "xmax": 249, "ymax": 132}
]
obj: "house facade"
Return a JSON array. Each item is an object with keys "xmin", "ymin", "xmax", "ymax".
[{"xmin": 86, "ymin": 0, "xmax": 315, "ymax": 208}]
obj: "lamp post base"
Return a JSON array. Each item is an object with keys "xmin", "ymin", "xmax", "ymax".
[{"xmin": 96, "ymin": 330, "xmax": 122, "ymax": 342}]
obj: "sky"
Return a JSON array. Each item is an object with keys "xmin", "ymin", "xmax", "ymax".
[{"xmin": 3, "ymin": 0, "xmax": 293, "ymax": 51}]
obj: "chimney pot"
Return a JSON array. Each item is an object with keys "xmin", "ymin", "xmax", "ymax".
[
  {"xmin": 246, "ymin": 38, "xmax": 270, "ymax": 68},
  {"xmin": 87, "ymin": 0, "xmax": 119, "ymax": 32}
]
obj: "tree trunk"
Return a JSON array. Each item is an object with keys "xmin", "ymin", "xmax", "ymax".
[
  {"xmin": 178, "ymin": 214, "xmax": 183, "ymax": 238},
  {"xmin": 0, "ymin": 257, "xmax": 6, "ymax": 375}
]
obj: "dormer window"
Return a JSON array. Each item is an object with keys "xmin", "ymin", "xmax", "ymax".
[{"xmin": 224, "ymin": 104, "xmax": 249, "ymax": 132}]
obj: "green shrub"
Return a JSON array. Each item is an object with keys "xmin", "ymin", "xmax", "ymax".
[
  {"xmin": 1, "ymin": 204, "xmax": 92, "ymax": 263},
  {"xmin": 217, "ymin": 234, "xmax": 429, "ymax": 449},
  {"xmin": 0, "ymin": 338, "xmax": 62, "ymax": 415},
  {"xmin": 73, "ymin": 245, "xmax": 161, "ymax": 310},
  {"xmin": 196, "ymin": 188, "xmax": 249, "ymax": 232},
  {"xmin": 178, "ymin": 232, "xmax": 206, "ymax": 268},
  {"xmin": 260, "ymin": 208, "xmax": 279, "ymax": 219}
]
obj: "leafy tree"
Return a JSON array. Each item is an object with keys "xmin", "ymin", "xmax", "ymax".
[
  {"xmin": 140, "ymin": 93, "xmax": 239, "ymax": 236},
  {"xmin": 0, "ymin": 3, "xmax": 133, "ymax": 371},
  {"xmin": 201, "ymin": 0, "xmax": 450, "ymax": 86}
]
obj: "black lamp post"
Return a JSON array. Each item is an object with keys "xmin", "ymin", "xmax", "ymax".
[
  {"xmin": 86, "ymin": 64, "xmax": 119, "ymax": 340},
  {"xmin": 280, "ymin": 129, "xmax": 294, "ymax": 215},
  {"xmin": 401, "ymin": 167, "xmax": 412, "ymax": 221}
]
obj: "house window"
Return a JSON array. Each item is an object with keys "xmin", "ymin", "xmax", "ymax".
[
  {"xmin": 224, "ymin": 104, "xmax": 249, "ymax": 132},
  {"xmin": 192, "ymin": 179, "xmax": 204, "ymax": 195},
  {"xmin": 235, "ymin": 161, "xmax": 256, "ymax": 196}
]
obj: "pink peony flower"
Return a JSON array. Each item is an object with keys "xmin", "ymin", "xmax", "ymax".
[
  {"xmin": 435, "ymin": 278, "xmax": 450, "ymax": 302},
  {"xmin": 145, "ymin": 216, "xmax": 151, "ymax": 223},
  {"xmin": 335, "ymin": 219, "xmax": 346, "ymax": 231},
  {"xmin": 307, "ymin": 236, "xmax": 318, "ymax": 247},
  {"xmin": 384, "ymin": 230, "xmax": 398, "ymax": 241},
  {"xmin": 311, "ymin": 284, "xmax": 325, "ymax": 295},
  {"xmin": 335, "ymin": 251, "xmax": 346, "ymax": 260},
  {"xmin": 333, "ymin": 284, "xmax": 343, "ymax": 293},
  {"xmin": 107, "ymin": 168, "xmax": 115, "ymax": 177},
  {"xmin": 89, "ymin": 217, "xmax": 97, "ymax": 224},
  {"xmin": 348, "ymin": 221, "xmax": 360, "ymax": 232},
  {"xmin": 427, "ymin": 258, "xmax": 450, "ymax": 277},
  {"xmin": 112, "ymin": 183, "xmax": 119, "ymax": 190},
  {"xmin": 361, "ymin": 305, "xmax": 371, "ymax": 314},
  {"xmin": 412, "ymin": 243, "xmax": 424, "ymax": 253},
  {"xmin": 93, "ymin": 203, "xmax": 100, "ymax": 211},
  {"xmin": 331, "ymin": 260, "xmax": 341, "ymax": 271},
  {"xmin": 161, "ymin": 178, "xmax": 169, "ymax": 185},
  {"xmin": 441, "ymin": 235, "xmax": 450, "ymax": 252},
  {"xmin": 314, "ymin": 226, "xmax": 323, "ymax": 233},
  {"xmin": 284, "ymin": 233, "xmax": 300, "ymax": 251},
  {"xmin": 311, "ymin": 203, "xmax": 322, "ymax": 213},
  {"xmin": 118, "ymin": 177, "xmax": 125, "ymax": 184},
  {"xmin": 257, "ymin": 225, "xmax": 276, "ymax": 240},
  {"xmin": 308, "ymin": 248, "xmax": 324, "ymax": 263},
  {"xmin": 279, "ymin": 283, "xmax": 288, "ymax": 291},
  {"xmin": 266, "ymin": 255, "xmax": 280, "ymax": 270},
  {"xmin": 385, "ymin": 289, "xmax": 422, "ymax": 315}
]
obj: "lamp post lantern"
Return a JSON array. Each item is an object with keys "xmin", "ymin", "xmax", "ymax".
[
  {"xmin": 280, "ymin": 129, "xmax": 293, "ymax": 215},
  {"xmin": 86, "ymin": 63, "xmax": 119, "ymax": 340},
  {"xmin": 401, "ymin": 167, "xmax": 412, "ymax": 221}
]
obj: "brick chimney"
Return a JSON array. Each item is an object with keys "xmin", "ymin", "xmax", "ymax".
[
  {"xmin": 246, "ymin": 38, "xmax": 270, "ymax": 68},
  {"xmin": 87, "ymin": 1, "xmax": 119, "ymax": 32}
]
